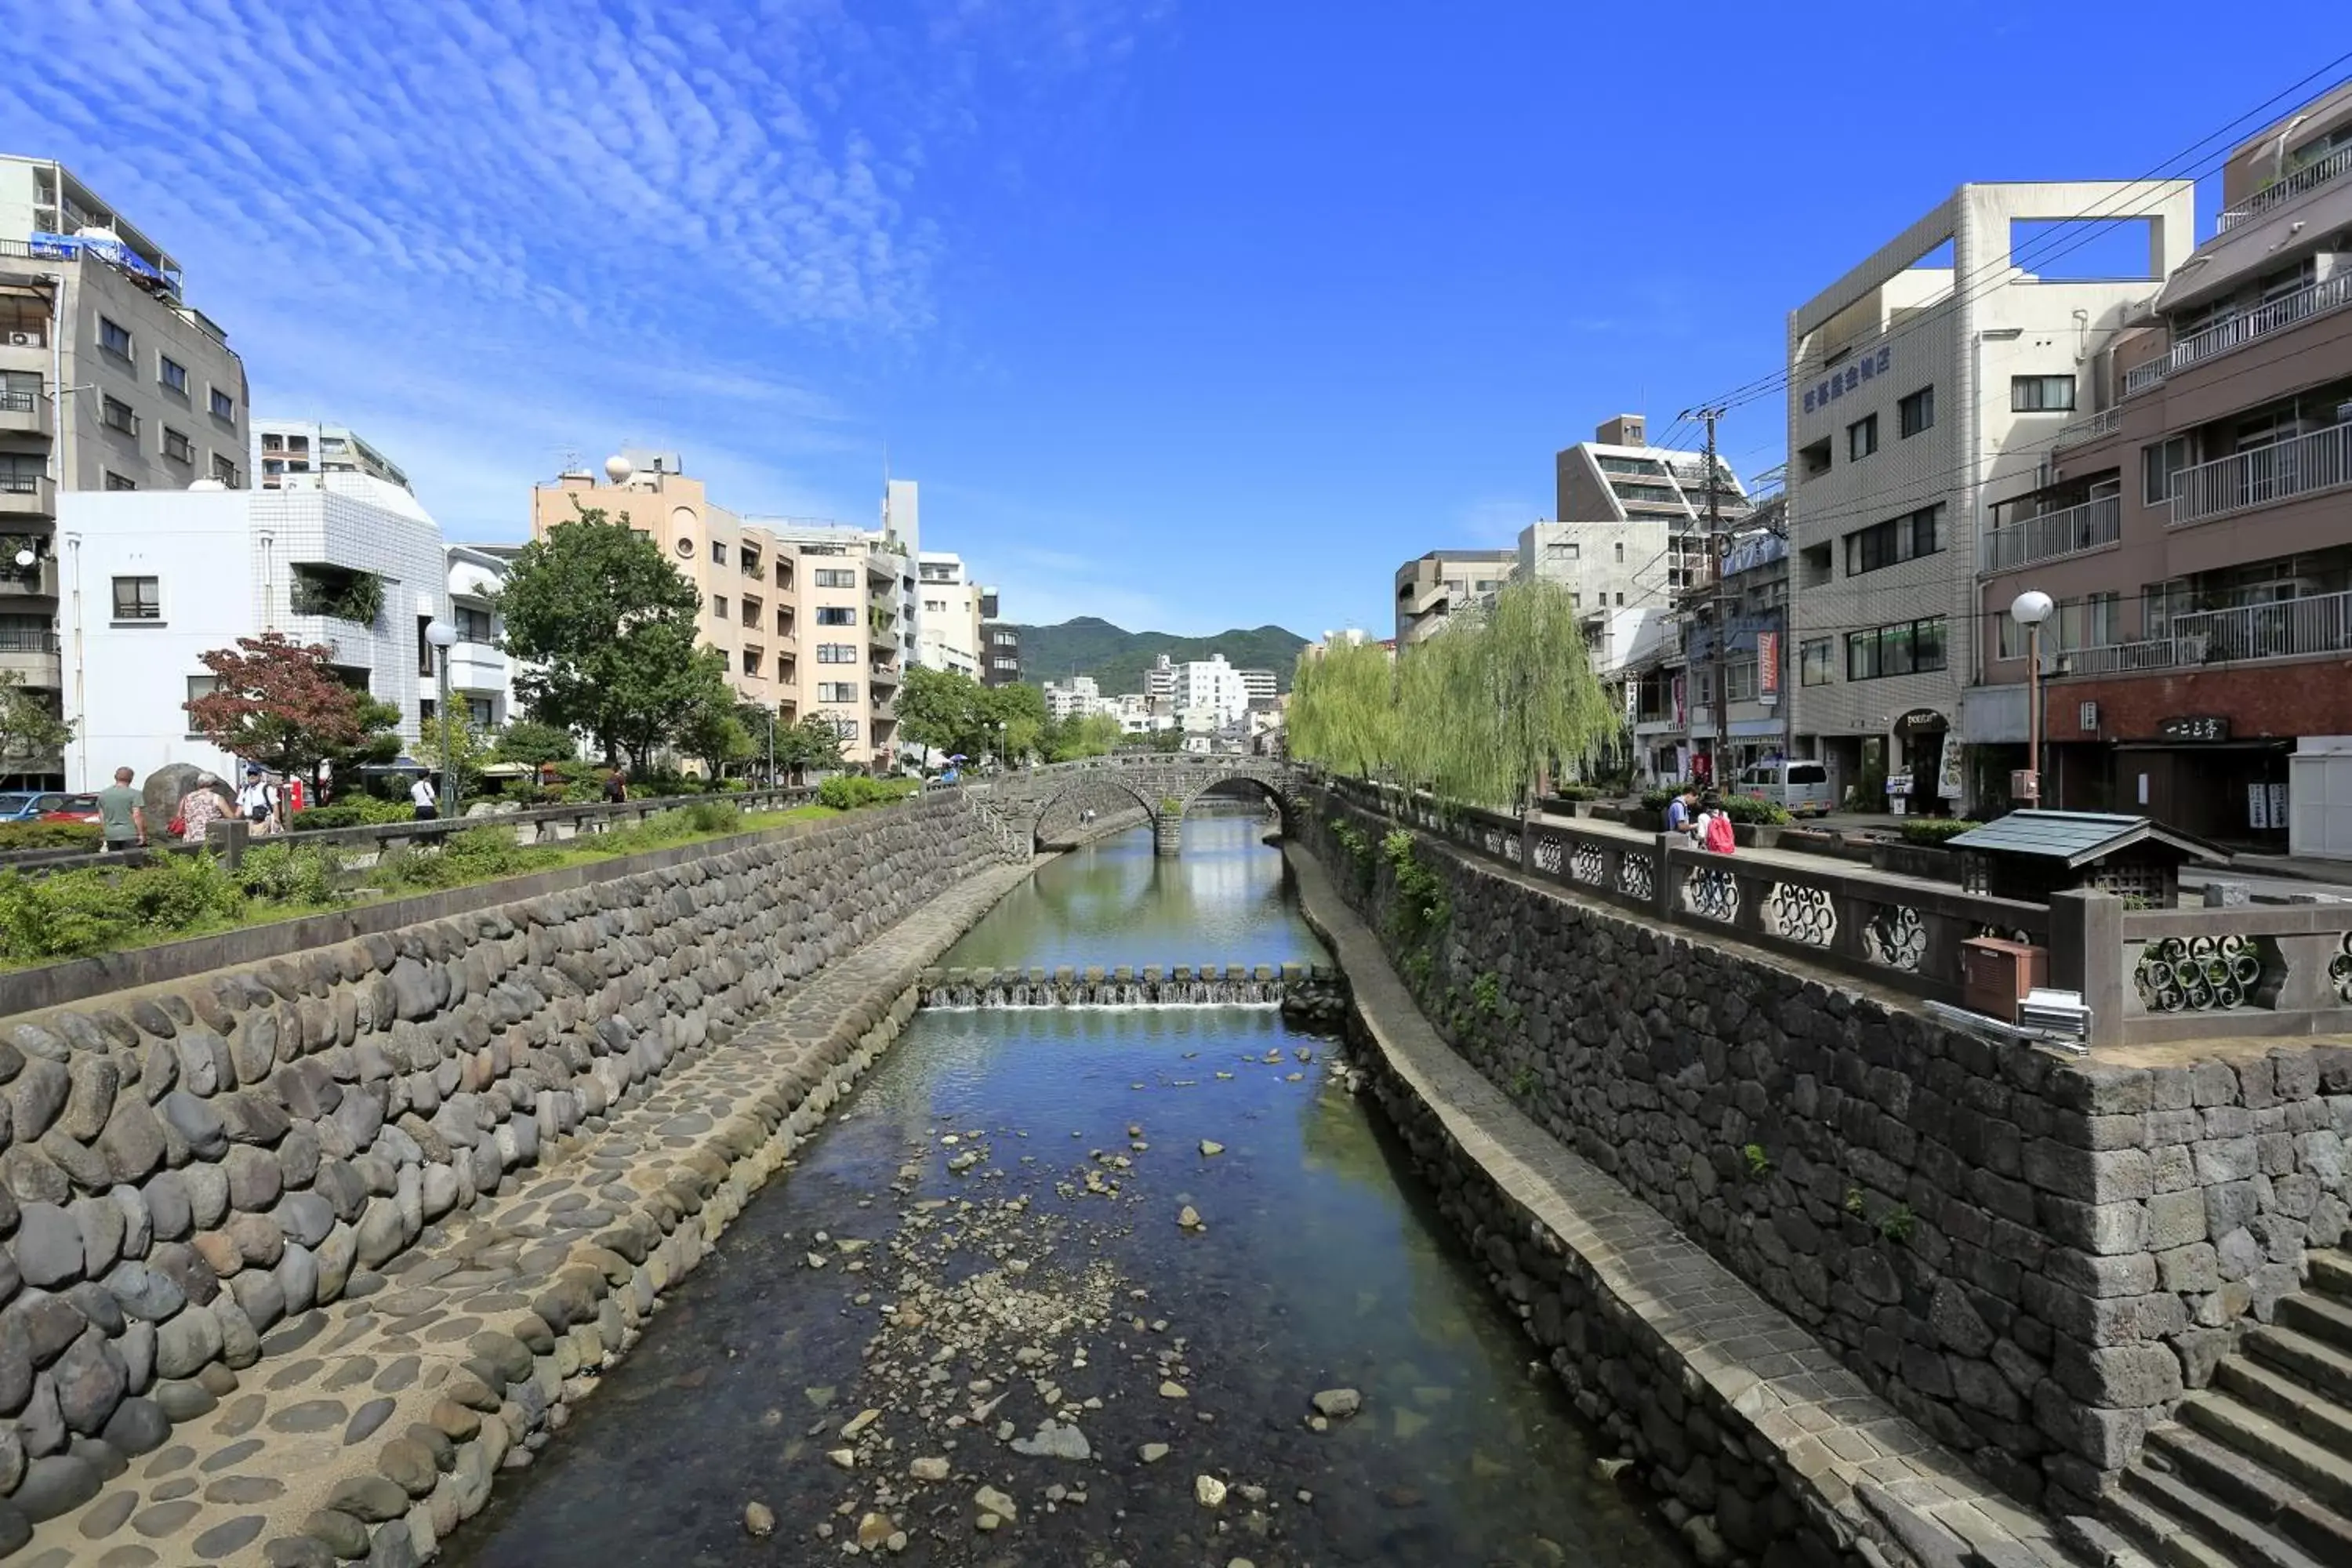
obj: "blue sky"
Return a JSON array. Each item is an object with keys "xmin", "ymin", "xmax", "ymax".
[{"xmin": 0, "ymin": 2, "xmax": 2319, "ymax": 637}]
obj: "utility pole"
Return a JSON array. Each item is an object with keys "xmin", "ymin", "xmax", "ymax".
[{"xmin": 1679, "ymin": 405, "xmax": 1729, "ymax": 789}]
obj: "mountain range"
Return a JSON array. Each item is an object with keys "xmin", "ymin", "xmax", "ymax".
[{"xmin": 1009, "ymin": 617, "xmax": 1309, "ymax": 695}]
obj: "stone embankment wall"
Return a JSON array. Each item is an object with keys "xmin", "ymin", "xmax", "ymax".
[
  {"xmin": 0, "ymin": 794, "xmax": 997, "ymax": 1550},
  {"xmin": 1302, "ymin": 789, "xmax": 2352, "ymax": 1521}
]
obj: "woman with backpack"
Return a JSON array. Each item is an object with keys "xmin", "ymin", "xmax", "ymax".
[{"xmin": 1693, "ymin": 792, "xmax": 1737, "ymax": 855}]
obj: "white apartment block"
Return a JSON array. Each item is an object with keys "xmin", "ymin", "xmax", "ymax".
[
  {"xmin": 1554, "ymin": 415, "xmax": 1748, "ymax": 593},
  {"xmin": 255, "ymin": 419, "xmax": 409, "ymax": 492},
  {"xmin": 59, "ymin": 480, "xmax": 445, "ymax": 789},
  {"xmin": 1236, "ymin": 668, "xmax": 1278, "ymax": 706},
  {"xmin": 1044, "ymin": 674, "xmax": 1107, "ymax": 720},
  {"xmin": 1173, "ymin": 655, "xmax": 1250, "ymax": 725},
  {"xmin": 437, "ymin": 544, "xmax": 519, "ymax": 731},
  {"xmin": 1784, "ymin": 181, "xmax": 2194, "ymax": 813},
  {"xmin": 1516, "ymin": 517, "xmax": 1673, "ymax": 640},
  {"xmin": 916, "ymin": 550, "xmax": 982, "ymax": 678}
]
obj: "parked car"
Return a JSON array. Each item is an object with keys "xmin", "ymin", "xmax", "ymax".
[
  {"xmin": 0, "ymin": 790, "xmax": 71, "ymax": 822},
  {"xmin": 38, "ymin": 793, "xmax": 103, "ymax": 824},
  {"xmin": 1733, "ymin": 760, "xmax": 1835, "ymax": 818}
]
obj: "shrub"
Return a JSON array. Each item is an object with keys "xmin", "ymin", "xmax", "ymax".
[
  {"xmin": 1719, "ymin": 795, "xmax": 1791, "ymax": 826},
  {"xmin": 0, "ymin": 854, "xmax": 247, "ymax": 961},
  {"xmin": 1898, "ymin": 818, "xmax": 1981, "ymax": 846},
  {"xmin": 290, "ymin": 797, "xmax": 411, "ymax": 832},
  {"xmin": 381, "ymin": 826, "xmax": 545, "ymax": 891},
  {"xmin": 1551, "ymin": 784, "xmax": 1599, "ymax": 802},
  {"xmin": 815, "ymin": 775, "xmax": 908, "ymax": 811},
  {"xmin": 1639, "ymin": 786, "xmax": 1677, "ymax": 812},
  {"xmin": 0, "ymin": 822, "xmax": 103, "ymax": 852},
  {"xmin": 1381, "ymin": 829, "xmax": 1450, "ymax": 949},
  {"xmin": 677, "ymin": 800, "xmax": 740, "ymax": 835},
  {"xmin": 234, "ymin": 842, "xmax": 343, "ymax": 906}
]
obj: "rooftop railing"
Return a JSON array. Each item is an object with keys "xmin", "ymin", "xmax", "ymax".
[{"xmin": 2217, "ymin": 143, "xmax": 2352, "ymax": 231}]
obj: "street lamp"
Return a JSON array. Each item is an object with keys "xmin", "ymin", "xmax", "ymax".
[
  {"xmin": 424, "ymin": 619, "xmax": 459, "ymax": 818},
  {"xmin": 2009, "ymin": 590, "xmax": 2054, "ymax": 806}
]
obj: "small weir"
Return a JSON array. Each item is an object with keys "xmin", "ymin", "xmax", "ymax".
[{"xmin": 441, "ymin": 815, "xmax": 1687, "ymax": 1568}]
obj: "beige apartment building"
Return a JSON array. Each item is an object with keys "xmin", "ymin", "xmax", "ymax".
[
  {"xmin": 1969, "ymin": 82, "xmax": 2352, "ymax": 854},
  {"xmin": 0, "ymin": 157, "xmax": 251, "ymax": 782},
  {"xmin": 1392, "ymin": 548, "xmax": 1517, "ymax": 644},
  {"xmin": 528, "ymin": 452, "xmax": 906, "ymax": 768}
]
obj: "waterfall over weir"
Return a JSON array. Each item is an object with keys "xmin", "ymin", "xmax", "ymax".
[{"xmin": 918, "ymin": 960, "xmax": 1348, "ymax": 1011}]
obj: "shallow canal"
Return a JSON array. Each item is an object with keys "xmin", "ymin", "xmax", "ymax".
[{"xmin": 445, "ymin": 812, "xmax": 1687, "ymax": 1567}]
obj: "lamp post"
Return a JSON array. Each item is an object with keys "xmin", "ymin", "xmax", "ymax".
[
  {"xmin": 2009, "ymin": 590, "xmax": 2054, "ymax": 806},
  {"xmin": 424, "ymin": 619, "xmax": 459, "ymax": 818}
]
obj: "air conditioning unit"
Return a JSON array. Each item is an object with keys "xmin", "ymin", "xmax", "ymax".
[{"xmin": 4, "ymin": 332, "xmax": 34, "ymax": 347}]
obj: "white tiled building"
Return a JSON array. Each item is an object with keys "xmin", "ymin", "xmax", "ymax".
[
  {"xmin": 58, "ymin": 477, "xmax": 445, "ymax": 788},
  {"xmin": 1172, "ymin": 654, "xmax": 1250, "ymax": 725},
  {"xmin": 1784, "ymin": 181, "xmax": 2194, "ymax": 813}
]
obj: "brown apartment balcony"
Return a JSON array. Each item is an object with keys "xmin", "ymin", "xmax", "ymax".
[
  {"xmin": 2124, "ymin": 271, "xmax": 2352, "ymax": 400},
  {"xmin": 2167, "ymin": 421, "xmax": 2352, "ymax": 530},
  {"xmin": 1980, "ymin": 492, "xmax": 2122, "ymax": 575},
  {"xmin": 2217, "ymin": 140, "xmax": 2352, "ymax": 232}
]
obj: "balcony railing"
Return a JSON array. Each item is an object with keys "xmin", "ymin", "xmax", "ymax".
[
  {"xmin": 2170, "ymin": 271, "xmax": 2352, "ymax": 375},
  {"xmin": 2169, "ymin": 422, "xmax": 2352, "ymax": 527},
  {"xmin": 2218, "ymin": 143, "xmax": 2352, "ymax": 232},
  {"xmin": 2050, "ymin": 407, "xmax": 2122, "ymax": 451},
  {"xmin": 2173, "ymin": 588, "xmax": 2352, "ymax": 666},
  {"xmin": 2122, "ymin": 358, "xmax": 2172, "ymax": 398},
  {"xmin": 1980, "ymin": 495, "xmax": 2121, "ymax": 574},
  {"xmin": 2045, "ymin": 638, "xmax": 2189, "ymax": 677},
  {"xmin": 0, "ymin": 627, "xmax": 59, "ymax": 653}
]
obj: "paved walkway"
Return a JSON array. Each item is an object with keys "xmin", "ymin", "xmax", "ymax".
[
  {"xmin": 11, "ymin": 860, "xmax": 1037, "ymax": 1568},
  {"xmin": 1283, "ymin": 842, "xmax": 2088, "ymax": 1568}
]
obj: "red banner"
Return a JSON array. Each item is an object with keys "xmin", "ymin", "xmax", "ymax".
[{"xmin": 1758, "ymin": 631, "xmax": 1781, "ymax": 702}]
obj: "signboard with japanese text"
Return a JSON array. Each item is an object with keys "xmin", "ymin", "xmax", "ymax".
[
  {"xmin": 1757, "ymin": 631, "xmax": 1780, "ymax": 704},
  {"xmin": 2159, "ymin": 716, "xmax": 2230, "ymax": 742},
  {"xmin": 1802, "ymin": 344, "xmax": 1894, "ymax": 416}
]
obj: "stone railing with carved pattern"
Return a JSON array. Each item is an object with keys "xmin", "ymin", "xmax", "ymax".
[{"xmin": 2114, "ymin": 903, "xmax": 2352, "ymax": 1047}]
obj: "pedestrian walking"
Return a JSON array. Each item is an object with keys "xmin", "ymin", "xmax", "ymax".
[
  {"xmin": 410, "ymin": 772, "xmax": 439, "ymax": 822},
  {"xmin": 1693, "ymin": 792, "xmax": 1737, "ymax": 855},
  {"xmin": 236, "ymin": 768, "xmax": 281, "ymax": 833},
  {"xmin": 95, "ymin": 767, "xmax": 145, "ymax": 851},
  {"xmin": 604, "ymin": 770, "xmax": 628, "ymax": 804},
  {"xmin": 174, "ymin": 773, "xmax": 227, "ymax": 846}
]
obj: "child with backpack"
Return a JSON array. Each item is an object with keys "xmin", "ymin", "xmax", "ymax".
[{"xmin": 1693, "ymin": 792, "xmax": 1737, "ymax": 855}]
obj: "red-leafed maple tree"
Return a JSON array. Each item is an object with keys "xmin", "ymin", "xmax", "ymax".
[{"xmin": 185, "ymin": 633, "xmax": 390, "ymax": 789}]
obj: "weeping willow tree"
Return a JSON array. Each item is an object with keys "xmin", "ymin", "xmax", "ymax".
[
  {"xmin": 1291, "ymin": 579, "xmax": 1615, "ymax": 809},
  {"xmin": 1286, "ymin": 638, "xmax": 1399, "ymax": 779}
]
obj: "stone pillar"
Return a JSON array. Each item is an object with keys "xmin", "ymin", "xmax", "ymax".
[
  {"xmin": 2047, "ymin": 888, "xmax": 2125, "ymax": 1050},
  {"xmin": 1152, "ymin": 811, "xmax": 1182, "ymax": 857},
  {"xmin": 205, "ymin": 817, "xmax": 252, "ymax": 869}
]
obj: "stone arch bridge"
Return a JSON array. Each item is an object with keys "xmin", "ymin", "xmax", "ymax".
[{"xmin": 965, "ymin": 755, "xmax": 1301, "ymax": 857}]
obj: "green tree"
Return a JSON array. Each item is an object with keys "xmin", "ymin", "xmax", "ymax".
[
  {"xmin": 414, "ymin": 710, "xmax": 492, "ymax": 794},
  {"xmin": 0, "ymin": 671, "xmax": 74, "ymax": 776},
  {"xmin": 493, "ymin": 719, "xmax": 579, "ymax": 768},
  {"xmin": 896, "ymin": 665, "xmax": 994, "ymax": 760},
  {"xmin": 495, "ymin": 503, "xmax": 733, "ymax": 768},
  {"xmin": 677, "ymin": 699, "xmax": 755, "ymax": 779},
  {"xmin": 774, "ymin": 714, "xmax": 847, "ymax": 782},
  {"xmin": 1287, "ymin": 638, "xmax": 1398, "ymax": 780},
  {"xmin": 984, "ymin": 681, "xmax": 1049, "ymax": 764},
  {"xmin": 1045, "ymin": 711, "xmax": 1121, "ymax": 762}
]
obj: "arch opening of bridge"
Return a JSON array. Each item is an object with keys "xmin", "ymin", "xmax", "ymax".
[{"xmin": 993, "ymin": 757, "xmax": 1300, "ymax": 858}]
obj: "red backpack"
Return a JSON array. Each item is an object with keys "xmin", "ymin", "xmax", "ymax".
[{"xmin": 1704, "ymin": 812, "xmax": 1737, "ymax": 855}]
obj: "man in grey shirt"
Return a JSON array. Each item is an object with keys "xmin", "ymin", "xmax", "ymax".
[{"xmin": 96, "ymin": 767, "xmax": 146, "ymax": 851}]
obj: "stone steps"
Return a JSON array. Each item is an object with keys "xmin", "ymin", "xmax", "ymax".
[{"xmin": 2098, "ymin": 1250, "xmax": 2352, "ymax": 1568}]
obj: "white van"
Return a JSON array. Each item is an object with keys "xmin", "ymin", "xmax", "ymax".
[{"xmin": 1735, "ymin": 760, "xmax": 1834, "ymax": 818}]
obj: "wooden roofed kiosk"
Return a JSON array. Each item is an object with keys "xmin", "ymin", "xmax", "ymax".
[{"xmin": 1947, "ymin": 811, "xmax": 2228, "ymax": 909}]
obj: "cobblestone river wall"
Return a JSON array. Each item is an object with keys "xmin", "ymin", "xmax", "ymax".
[
  {"xmin": 0, "ymin": 794, "xmax": 1003, "ymax": 1555},
  {"xmin": 1303, "ymin": 789, "xmax": 2352, "ymax": 1523}
]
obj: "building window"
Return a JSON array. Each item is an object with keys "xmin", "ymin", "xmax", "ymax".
[
  {"xmin": 818, "ymin": 681, "xmax": 858, "ymax": 703},
  {"xmin": 924, "ymin": 598, "xmax": 946, "ymax": 613},
  {"xmin": 209, "ymin": 387, "xmax": 235, "ymax": 422},
  {"xmin": 1844, "ymin": 617, "xmax": 1947, "ymax": 681},
  {"xmin": 815, "ymin": 568, "xmax": 856, "ymax": 588},
  {"xmin": 98, "ymin": 317, "xmax": 132, "ymax": 360},
  {"xmin": 1898, "ymin": 386, "xmax": 1934, "ymax": 437},
  {"xmin": 710, "ymin": 593, "xmax": 728, "ymax": 619},
  {"xmin": 101, "ymin": 395, "xmax": 139, "ymax": 436},
  {"xmin": 210, "ymin": 454, "xmax": 238, "ymax": 485},
  {"xmin": 455, "ymin": 605, "xmax": 493, "ymax": 642},
  {"xmin": 112, "ymin": 575, "xmax": 161, "ymax": 620},
  {"xmin": 467, "ymin": 699, "xmax": 495, "ymax": 728},
  {"xmin": 1842, "ymin": 505, "xmax": 1943, "ymax": 575},
  {"xmin": 829, "ymin": 717, "xmax": 859, "ymax": 742},
  {"xmin": 183, "ymin": 674, "xmax": 218, "ymax": 735},
  {"xmin": 1847, "ymin": 413, "xmax": 1878, "ymax": 460},
  {"xmin": 1613, "ymin": 542, "xmax": 1624, "ymax": 563},
  {"xmin": 1724, "ymin": 660, "xmax": 1759, "ymax": 703},
  {"xmin": 776, "ymin": 608, "xmax": 792, "ymax": 636},
  {"xmin": 419, "ymin": 697, "xmax": 437, "ymax": 723},
  {"xmin": 817, "ymin": 643, "xmax": 858, "ymax": 663},
  {"xmin": 740, "ymin": 598, "xmax": 761, "ymax": 629},
  {"xmin": 711, "ymin": 540, "xmax": 728, "ymax": 565},
  {"xmin": 2010, "ymin": 375, "xmax": 2076, "ymax": 413},
  {"xmin": 1797, "ymin": 437, "xmax": 1832, "ymax": 480},
  {"xmin": 102, "ymin": 470, "xmax": 136, "ymax": 491},
  {"xmin": 162, "ymin": 427, "xmax": 193, "ymax": 464},
  {"xmin": 816, "ymin": 606, "xmax": 857, "ymax": 625},
  {"xmin": 1545, "ymin": 542, "xmax": 1579, "ymax": 561},
  {"xmin": 2142, "ymin": 436, "xmax": 2193, "ymax": 505},
  {"xmin": 158, "ymin": 355, "xmax": 187, "ymax": 397},
  {"xmin": 742, "ymin": 648, "xmax": 763, "ymax": 677}
]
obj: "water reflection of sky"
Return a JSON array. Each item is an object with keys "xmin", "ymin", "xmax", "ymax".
[{"xmin": 941, "ymin": 814, "xmax": 1327, "ymax": 970}]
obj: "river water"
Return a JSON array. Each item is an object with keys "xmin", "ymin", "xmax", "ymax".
[{"xmin": 444, "ymin": 811, "xmax": 1687, "ymax": 1568}]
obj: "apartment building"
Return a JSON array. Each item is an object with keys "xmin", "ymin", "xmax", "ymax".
[
  {"xmin": 916, "ymin": 551, "xmax": 985, "ymax": 679},
  {"xmin": 254, "ymin": 419, "xmax": 408, "ymax": 492},
  {"xmin": 1174, "ymin": 654, "xmax": 1251, "ymax": 725},
  {"xmin": 0, "ymin": 158, "xmax": 251, "ymax": 783},
  {"xmin": 1236, "ymin": 668, "xmax": 1278, "ymax": 708},
  {"xmin": 435, "ymin": 544, "xmax": 519, "ymax": 731},
  {"xmin": 1785, "ymin": 180, "xmax": 2194, "ymax": 815},
  {"xmin": 1044, "ymin": 675, "xmax": 1104, "ymax": 720},
  {"xmin": 1968, "ymin": 85, "xmax": 2352, "ymax": 852},
  {"xmin": 528, "ymin": 452, "xmax": 907, "ymax": 768},
  {"xmin": 981, "ymin": 613, "xmax": 1021, "ymax": 687},
  {"xmin": 1679, "ymin": 495, "xmax": 1793, "ymax": 778},
  {"xmin": 1392, "ymin": 548, "xmax": 1516, "ymax": 644},
  {"xmin": 1516, "ymin": 517, "xmax": 1672, "ymax": 623},
  {"xmin": 58, "ymin": 479, "xmax": 444, "ymax": 789},
  {"xmin": 1555, "ymin": 414, "xmax": 1749, "ymax": 593}
]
